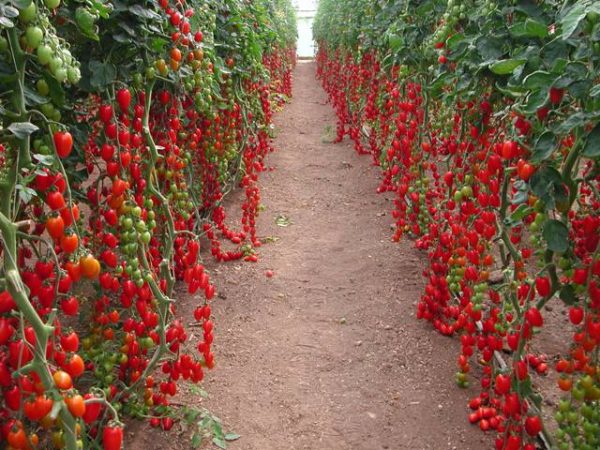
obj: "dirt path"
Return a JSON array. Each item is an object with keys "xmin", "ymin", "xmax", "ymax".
[{"xmin": 195, "ymin": 62, "xmax": 490, "ymax": 450}]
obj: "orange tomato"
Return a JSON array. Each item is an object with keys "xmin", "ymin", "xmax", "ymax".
[
  {"xmin": 53, "ymin": 370, "xmax": 73, "ymax": 390},
  {"xmin": 80, "ymin": 254, "xmax": 101, "ymax": 279},
  {"xmin": 65, "ymin": 394, "xmax": 86, "ymax": 417}
]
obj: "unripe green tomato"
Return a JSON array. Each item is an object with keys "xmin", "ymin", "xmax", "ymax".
[
  {"xmin": 19, "ymin": 2, "xmax": 37, "ymax": 23},
  {"xmin": 35, "ymin": 81, "xmax": 50, "ymax": 99},
  {"xmin": 48, "ymin": 57, "xmax": 62, "ymax": 73},
  {"xmin": 54, "ymin": 67, "xmax": 68, "ymax": 83},
  {"xmin": 51, "ymin": 109, "xmax": 61, "ymax": 122},
  {"xmin": 25, "ymin": 26, "xmax": 43, "ymax": 49},
  {"xmin": 67, "ymin": 67, "xmax": 81, "ymax": 84},
  {"xmin": 461, "ymin": 185, "xmax": 473, "ymax": 198},
  {"xmin": 44, "ymin": 0, "xmax": 61, "ymax": 9},
  {"xmin": 558, "ymin": 257, "xmax": 571, "ymax": 270},
  {"xmin": 571, "ymin": 386, "xmax": 585, "ymax": 401},
  {"xmin": 132, "ymin": 73, "xmax": 143, "ymax": 88},
  {"xmin": 534, "ymin": 213, "xmax": 545, "ymax": 225},
  {"xmin": 558, "ymin": 400, "xmax": 571, "ymax": 413},
  {"xmin": 453, "ymin": 190, "xmax": 463, "ymax": 202},
  {"xmin": 145, "ymin": 66, "xmax": 156, "ymax": 80},
  {"xmin": 36, "ymin": 44, "xmax": 53, "ymax": 65}
]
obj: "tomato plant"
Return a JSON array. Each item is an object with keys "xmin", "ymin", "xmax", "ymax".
[
  {"xmin": 0, "ymin": 0, "xmax": 296, "ymax": 448},
  {"xmin": 315, "ymin": 0, "xmax": 600, "ymax": 448}
]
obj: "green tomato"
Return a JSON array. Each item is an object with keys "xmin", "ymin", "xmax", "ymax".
[
  {"xmin": 44, "ymin": 0, "xmax": 61, "ymax": 9},
  {"xmin": 19, "ymin": 2, "xmax": 37, "ymax": 23},
  {"xmin": 36, "ymin": 79, "xmax": 49, "ymax": 96},
  {"xmin": 461, "ymin": 185, "xmax": 473, "ymax": 198},
  {"xmin": 48, "ymin": 57, "xmax": 62, "ymax": 73},
  {"xmin": 67, "ymin": 67, "xmax": 81, "ymax": 84},
  {"xmin": 25, "ymin": 26, "xmax": 43, "ymax": 49},
  {"xmin": 36, "ymin": 44, "xmax": 53, "ymax": 65},
  {"xmin": 54, "ymin": 67, "xmax": 67, "ymax": 83}
]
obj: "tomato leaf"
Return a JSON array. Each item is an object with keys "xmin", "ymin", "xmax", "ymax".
[
  {"xmin": 531, "ymin": 131, "xmax": 557, "ymax": 163},
  {"xmin": 224, "ymin": 433, "xmax": 240, "ymax": 441},
  {"xmin": 32, "ymin": 154, "xmax": 56, "ymax": 166},
  {"xmin": 505, "ymin": 204, "xmax": 533, "ymax": 226},
  {"xmin": 489, "ymin": 59, "xmax": 526, "ymax": 75},
  {"xmin": 521, "ymin": 88, "xmax": 549, "ymax": 115},
  {"xmin": 559, "ymin": 284, "xmax": 577, "ymax": 305},
  {"xmin": 542, "ymin": 219, "xmax": 569, "ymax": 253},
  {"xmin": 582, "ymin": 123, "xmax": 600, "ymax": 158},
  {"xmin": 8, "ymin": 121, "xmax": 38, "ymax": 139},
  {"xmin": 387, "ymin": 33, "xmax": 404, "ymax": 52},
  {"xmin": 522, "ymin": 71, "xmax": 554, "ymax": 90},
  {"xmin": 560, "ymin": 2, "xmax": 589, "ymax": 40},
  {"xmin": 89, "ymin": 60, "xmax": 116, "ymax": 89},
  {"xmin": 509, "ymin": 19, "xmax": 548, "ymax": 39},
  {"xmin": 191, "ymin": 433, "xmax": 203, "ymax": 449},
  {"xmin": 212, "ymin": 437, "xmax": 227, "ymax": 449}
]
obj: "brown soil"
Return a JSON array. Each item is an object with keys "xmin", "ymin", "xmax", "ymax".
[{"xmin": 127, "ymin": 61, "xmax": 492, "ymax": 450}]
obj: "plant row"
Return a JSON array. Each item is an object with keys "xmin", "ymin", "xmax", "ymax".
[
  {"xmin": 314, "ymin": 1, "xmax": 599, "ymax": 449},
  {"xmin": 0, "ymin": 0, "xmax": 296, "ymax": 448}
]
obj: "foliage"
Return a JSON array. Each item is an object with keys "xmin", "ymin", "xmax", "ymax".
[
  {"xmin": 0, "ymin": 0, "xmax": 296, "ymax": 448},
  {"xmin": 316, "ymin": 0, "xmax": 600, "ymax": 449}
]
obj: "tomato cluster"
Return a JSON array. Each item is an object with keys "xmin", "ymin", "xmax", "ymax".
[
  {"xmin": 316, "ymin": 0, "xmax": 599, "ymax": 449},
  {"xmin": 0, "ymin": 0, "xmax": 296, "ymax": 448}
]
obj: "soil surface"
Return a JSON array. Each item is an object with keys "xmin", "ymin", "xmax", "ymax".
[{"xmin": 128, "ymin": 61, "xmax": 492, "ymax": 450}]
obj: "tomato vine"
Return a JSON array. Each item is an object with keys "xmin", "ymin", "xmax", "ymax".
[
  {"xmin": 315, "ymin": 1, "xmax": 599, "ymax": 449},
  {"xmin": 0, "ymin": 0, "xmax": 296, "ymax": 448}
]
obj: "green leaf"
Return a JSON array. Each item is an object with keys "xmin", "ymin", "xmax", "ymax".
[
  {"xmin": 446, "ymin": 33, "xmax": 465, "ymax": 51},
  {"xmin": 89, "ymin": 0, "xmax": 112, "ymax": 18},
  {"xmin": 509, "ymin": 19, "xmax": 548, "ymax": 39},
  {"xmin": 489, "ymin": 59, "xmax": 526, "ymax": 75},
  {"xmin": 224, "ymin": 433, "xmax": 241, "ymax": 442},
  {"xmin": 590, "ymin": 84, "xmax": 600, "ymax": 97},
  {"xmin": 89, "ymin": 60, "xmax": 116, "ymax": 89},
  {"xmin": 530, "ymin": 166, "xmax": 566, "ymax": 209},
  {"xmin": 582, "ymin": 123, "xmax": 600, "ymax": 158},
  {"xmin": 476, "ymin": 36, "xmax": 504, "ymax": 62},
  {"xmin": 0, "ymin": 16, "xmax": 14, "ymax": 28},
  {"xmin": 129, "ymin": 4, "xmax": 161, "ymax": 20},
  {"xmin": 75, "ymin": 7, "xmax": 99, "ymax": 41},
  {"xmin": 559, "ymin": 284, "xmax": 577, "ymax": 305},
  {"xmin": 560, "ymin": 2, "xmax": 589, "ymax": 40},
  {"xmin": 387, "ymin": 33, "xmax": 403, "ymax": 52},
  {"xmin": 531, "ymin": 131, "xmax": 556, "ymax": 163},
  {"xmin": 8, "ymin": 121, "xmax": 38, "ymax": 138},
  {"xmin": 10, "ymin": 0, "xmax": 31, "ymax": 9},
  {"xmin": 191, "ymin": 433, "xmax": 203, "ymax": 449},
  {"xmin": 506, "ymin": 204, "xmax": 533, "ymax": 226},
  {"xmin": 23, "ymin": 86, "xmax": 49, "ymax": 106},
  {"xmin": 212, "ymin": 437, "xmax": 226, "ymax": 449},
  {"xmin": 15, "ymin": 184, "xmax": 36, "ymax": 203},
  {"xmin": 522, "ymin": 71, "xmax": 554, "ymax": 90},
  {"xmin": 521, "ymin": 88, "xmax": 548, "ymax": 115},
  {"xmin": 555, "ymin": 112, "xmax": 586, "ymax": 134},
  {"xmin": 542, "ymin": 219, "xmax": 569, "ymax": 253},
  {"xmin": 32, "ymin": 154, "xmax": 55, "ymax": 166}
]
